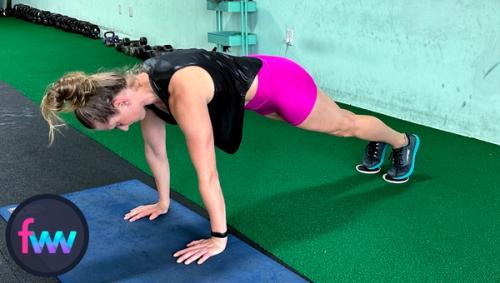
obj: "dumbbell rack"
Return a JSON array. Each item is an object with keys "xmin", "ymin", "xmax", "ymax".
[{"xmin": 207, "ymin": 0, "xmax": 257, "ymax": 55}]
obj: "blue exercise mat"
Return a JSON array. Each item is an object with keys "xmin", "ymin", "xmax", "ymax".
[{"xmin": 0, "ymin": 180, "xmax": 307, "ymax": 283}]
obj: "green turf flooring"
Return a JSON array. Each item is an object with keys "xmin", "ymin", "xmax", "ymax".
[{"xmin": 1, "ymin": 18, "xmax": 499, "ymax": 282}]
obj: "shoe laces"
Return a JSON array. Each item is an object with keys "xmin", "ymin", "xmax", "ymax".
[
  {"xmin": 367, "ymin": 142, "xmax": 381, "ymax": 158},
  {"xmin": 390, "ymin": 148, "xmax": 405, "ymax": 167}
]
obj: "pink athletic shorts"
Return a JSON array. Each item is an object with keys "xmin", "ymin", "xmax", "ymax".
[{"xmin": 245, "ymin": 55, "xmax": 318, "ymax": 126}]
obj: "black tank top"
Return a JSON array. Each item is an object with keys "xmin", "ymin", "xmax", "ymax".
[{"xmin": 142, "ymin": 48, "xmax": 262, "ymax": 154}]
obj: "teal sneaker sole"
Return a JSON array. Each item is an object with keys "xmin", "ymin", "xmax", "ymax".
[
  {"xmin": 356, "ymin": 164, "xmax": 381, "ymax": 174},
  {"xmin": 382, "ymin": 173, "xmax": 409, "ymax": 184}
]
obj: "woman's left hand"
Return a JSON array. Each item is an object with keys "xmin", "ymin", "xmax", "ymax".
[{"xmin": 174, "ymin": 237, "xmax": 228, "ymax": 265}]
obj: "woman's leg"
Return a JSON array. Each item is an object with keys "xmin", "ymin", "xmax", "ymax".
[
  {"xmin": 294, "ymin": 89, "xmax": 407, "ymax": 148},
  {"xmin": 250, "ymin": 52, "xmax": 419, "ymax": 182},
  {"xmin": 289, "ymin": 89, "xmax": 419, "ymax": 183}
]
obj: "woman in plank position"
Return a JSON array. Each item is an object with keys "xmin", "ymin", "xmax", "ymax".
[{"xmin": 41, "ymin": 48, "xmax": 420, "ymax": 265}]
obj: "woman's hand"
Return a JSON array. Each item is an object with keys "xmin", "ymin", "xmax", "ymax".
[
  {"xmin": 174, "ymin": 237, "xmax": 228, "ymax": 265},
  {"xmin": 124, "ymin": 201, "xmax": 169, "ymax": 222}
]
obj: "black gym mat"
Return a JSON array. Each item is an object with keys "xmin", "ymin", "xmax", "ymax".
[
  {"xmin": 0, "ymin": 81, "xmax": 160, "ymax": 205},
  {"xmin": 0, "ymin": 80, "xmax": 152, "ymax": 282},
  {"xmin": 0, "ymin": 79, "xmax": 163, "ymax": 281}
]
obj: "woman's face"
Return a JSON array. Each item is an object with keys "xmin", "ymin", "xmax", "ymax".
[{"xmin": 95, "ymin": 88, "xmax": 146, "ymax": 131}]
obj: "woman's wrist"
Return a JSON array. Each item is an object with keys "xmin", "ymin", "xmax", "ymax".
[
  {"xmin": 211, "ymin": 235, "xmax": 228, "ymax": 245},
  {"xmin": 211, "ymin": 230, "xmax": 229, "ymax": 238},
  {"xmin": 158, "ymin": 197, "xmax": 170, "ymax": 204},
  {"xmin": 157, "ymin": 199, "xmax": 170, "ymax": 209}
]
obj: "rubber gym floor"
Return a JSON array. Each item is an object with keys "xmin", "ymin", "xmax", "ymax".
[{"xmin": 1, "ymin": 17, "xmax": 499, "ymax": 282}]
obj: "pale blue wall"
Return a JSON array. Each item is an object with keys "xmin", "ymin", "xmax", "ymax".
[
  {"xmin": 254, "ymin": 1, "xmax": 500, "ymax": 145},
  {"xmin": 12, "ymin": 0, "xmax": 500, "ymax": 144},
  {"xmin": 11, "ymin": 0, "xmax": 217, "ymax": 48}
]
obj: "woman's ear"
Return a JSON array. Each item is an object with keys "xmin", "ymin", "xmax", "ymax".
[{"xmin": 112, "ymin": 92, "xmax": 131, "ymax": 108}]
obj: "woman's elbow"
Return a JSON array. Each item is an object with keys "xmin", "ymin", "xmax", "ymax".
[
  {"xmin": 144, "ymin": 145, "xmax": 167, "ymax": 160},
  {"xmin": 198, "ymin": 170, "xmax": 219, "ymax": 187}
]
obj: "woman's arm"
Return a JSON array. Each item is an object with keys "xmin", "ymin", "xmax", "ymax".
[
  {"xmin": 124, "ymin": 109, "xmax": 170, "ymax": 222},
  {"xmin": 171, "ymin": 90, "xmax": 227, "ymax": 234},
  {"xmin": 168, "ymin": 67, "xmax": 227, "ymax": 264},
  {"xmin": 141, "ymin": 109, "xmax": 170, "ymax": 205}
]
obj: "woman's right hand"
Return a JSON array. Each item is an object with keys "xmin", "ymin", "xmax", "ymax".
[{"xmin": 124, "ymin": 201, "xmax": 170, "ymax": 222}]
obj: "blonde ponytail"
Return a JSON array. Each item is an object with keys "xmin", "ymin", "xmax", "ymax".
[{"xmin": 40, "ymin": 71, "xmax": 128, "ymax": 144}]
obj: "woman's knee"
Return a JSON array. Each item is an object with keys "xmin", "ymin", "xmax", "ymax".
[{"xmin": 330, "ymin": 111, "xmax": 357, "ymax": 137}]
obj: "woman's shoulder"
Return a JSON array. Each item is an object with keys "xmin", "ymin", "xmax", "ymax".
[
  {"xmin": 143, "ymin": 48, "xmax": 209, "ymax": 74},
  {"xmin": 169, "ymin": 66, "xmax": 214, "ymax": 94}
]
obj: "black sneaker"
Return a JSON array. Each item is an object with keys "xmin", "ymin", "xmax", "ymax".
[
  {"xmin": 383, "ymin": 133, "xmax": 420, "ymax": 184},
  {"xmin": 355, "ymin": 142, "xmax": 388, "ymax": 174}
]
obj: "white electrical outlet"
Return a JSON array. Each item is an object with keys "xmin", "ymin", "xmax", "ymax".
[
  {"xmin": 285, "ymin": 28, "xmax": 294, "ymax": 46},
  {"xmin": 129, "ymin": 7, "xmax": 133, "ymax": 17},
  {"xmin": 118, "ymin": 4, "xmax": 122, "ymax": 15}
]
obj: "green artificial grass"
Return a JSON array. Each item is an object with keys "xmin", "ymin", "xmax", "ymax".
[{"xmin": 1, "ymin": 18, "xmax": 499, "ymax": 282}]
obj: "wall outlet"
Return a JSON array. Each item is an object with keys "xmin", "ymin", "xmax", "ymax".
[
  {"xmin": 118, "ymin": 4, "xmax": 122, "ymax": 15},
  {"xmin": 129, "ymin": 7, "xmax": 133, "ymax": 17},
  {"xmin": 285, "ymin": 28, "xmax": 294, "ymax": 46}
]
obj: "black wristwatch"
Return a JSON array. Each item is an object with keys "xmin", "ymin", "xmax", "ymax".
[{"xmin": 211, "ymin": 230, "xmax": 229, "ymax": 238}]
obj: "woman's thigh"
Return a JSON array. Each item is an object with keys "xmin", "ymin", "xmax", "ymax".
[
  {"xmin": 295, "ymin": 90, "xmax": 350, "ymax": 134},
  {"xmin": 262, "ymin": 89, "xmax": 349, "ymax": 135}
]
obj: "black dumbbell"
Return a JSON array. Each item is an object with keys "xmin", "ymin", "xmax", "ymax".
[
  {"xmin": 144, "ymin": 50, "xmax": 160, "ymax": 59},
  {"xmin": 89, "ymin": 24, "xmax": 100, "ymax": 39},
  {"xmin": 131, "ymin": 45, "xmax": 152, "ymax": 57},
  {"xmin": 116, "ymin": 37, "xmax": 147, "ymax": 53},
  {"xmin": 119, "ymin": 45, "xmax": 135, "ymax": 56},
  {"xmin": 152, "ymin": 45, "xmax": 165, "ymax": 51},
  {"xmin": 152, "ymin": 45, "xmax": 174, "ymax": 52},
  {"xmin": 122, "ymin": 37, "xmax": 147, "ymax": 46},
  {"xmin": 8, "ymin": 3, "xmax": 100, "ymax": 39},
  {"xmin": 135, "ymin": 45, "xmax": 153, "ymax": 60}
]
